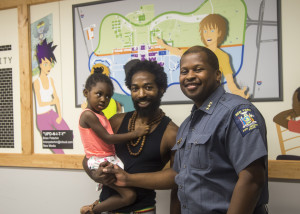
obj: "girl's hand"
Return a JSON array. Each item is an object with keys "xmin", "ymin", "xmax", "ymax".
[
  {"xmin": 93, "ymin": 161, "xmax": 116, "ymax": 185},
  {"xmin": 134, "ymin": 124, "xmax": 150, "ymax": 137}
]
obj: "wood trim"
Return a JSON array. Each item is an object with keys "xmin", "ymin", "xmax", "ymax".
[
  {"xmin": 18, "ymin": 3, "xmax": 33, "ymax": 155},
  {"xmin": 0, "ymin": 0, "xmax": 61, "ymax": 10},
  {"xmin": 268, "ymin": 160, "xmax": 300, "ymax": 179},
  {"xmin": 0, "ymin": 154, "xmax": 84, "ymax": 169},
  {"xmin": 1, "ymin": 156, "xmax": 300, "ymax": 176}
]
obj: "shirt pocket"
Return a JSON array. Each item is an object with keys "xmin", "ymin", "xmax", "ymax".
[
  {"xmin": 187, "ymin": 134, "xmax": 211, "ymax": 170},
  {"xmin": 172, "ymin": 136, "xmax": 186, "ymax": 151},
  {"xmin": 172, "ymin": 136, "xmax": 187, "ymax": 170}
]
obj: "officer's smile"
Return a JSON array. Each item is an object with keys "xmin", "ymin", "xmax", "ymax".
[{"xmin": 184, "ymin": 82, "xmax": 201, "ymax": 91}]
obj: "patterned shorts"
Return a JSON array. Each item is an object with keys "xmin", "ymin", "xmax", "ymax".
[
  {"xmin": 87, "ymin": 155, "xmax": 124, "ymax": 191},
  {"xmin": 88, "ymin": 155, "xmax": 124, "ymax": 170}
]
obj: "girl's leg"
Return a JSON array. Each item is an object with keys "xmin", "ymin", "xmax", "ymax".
[{"xmin": 81, "ymin": 185, "xmax": 136, "ymax": 214}]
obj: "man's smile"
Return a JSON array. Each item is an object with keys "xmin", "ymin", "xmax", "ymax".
[
  {"xmin": 184, "ymin": 82, "xmax": 200, "ymax": 91},
  {"xmin": 137, "ymin": 100, "xmax": 150, "ymax": 107}
]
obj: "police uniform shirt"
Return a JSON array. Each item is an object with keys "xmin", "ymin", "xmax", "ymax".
[{"xmin": 172, "ymin": 86, "xmax": 268, "ymax": 214}]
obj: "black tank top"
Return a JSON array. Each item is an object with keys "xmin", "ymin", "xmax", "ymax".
[{"xmin": 100, "ymin": 111, "xmax": 171, "ymax": 212}]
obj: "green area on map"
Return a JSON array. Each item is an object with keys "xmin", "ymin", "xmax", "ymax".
[{"xmin": 94, "ymin": 0, "xmax": 246, "ymax": 55}]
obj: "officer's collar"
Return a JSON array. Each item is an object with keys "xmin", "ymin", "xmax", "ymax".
[{"xmin": 191, "ymin": 86, "xmax": 225, "ymax": 115}]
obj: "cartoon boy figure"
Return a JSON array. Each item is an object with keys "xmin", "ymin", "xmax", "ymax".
[
  {"xmin": 157, "ymin": 14, "xmax": 249, "ymax": 99},
  {"xmin": 33, "ymin": 39, "xmax": 70, "ymax": 154}
]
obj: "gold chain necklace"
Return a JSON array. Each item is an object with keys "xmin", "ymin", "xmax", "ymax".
[{"xmin": 127, "ymin": 109, "xmax": 165, "ymax": 156}]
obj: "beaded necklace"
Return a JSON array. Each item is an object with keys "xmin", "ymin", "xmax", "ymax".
[{"xmin": 127, "ymin": 109, "xmax": 165, "ymax": 156}]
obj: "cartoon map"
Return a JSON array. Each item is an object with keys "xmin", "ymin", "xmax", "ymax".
[{"xmin": 73, "ymin": 0, "xmax": 280, "ymax": 105}]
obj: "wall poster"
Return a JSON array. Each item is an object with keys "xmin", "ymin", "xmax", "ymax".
[
  {"xmin": 73, "ymin": 0, "xmax": 282, "ymax": 108},
  {"xmin": 31, "ymin": 12, "xmax": 74, "ymax": 154}
]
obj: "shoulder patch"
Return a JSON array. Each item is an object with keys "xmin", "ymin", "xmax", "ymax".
[{"xmin": 233, "ymin": 108, "xmax": 259, "ymax": 137}]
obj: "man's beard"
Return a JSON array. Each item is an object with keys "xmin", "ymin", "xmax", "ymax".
[{"xmin": 133, "ymin": 95, "xmax": 162, "ymax": 117}]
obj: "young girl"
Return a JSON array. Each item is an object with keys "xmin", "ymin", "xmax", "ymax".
[{"xmin": 79, "ymin": 70, "xmax": 149, "ymax": 214}]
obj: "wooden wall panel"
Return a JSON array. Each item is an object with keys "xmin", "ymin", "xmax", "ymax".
[{"xmin": 18, "ymin": 3, "xmax": 33, "ymax": 155}]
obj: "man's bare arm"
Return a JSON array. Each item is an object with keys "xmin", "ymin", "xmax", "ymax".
[
  {"xmin": 104, "ymin": 165, "xmax": 177, "ymax": 190},
  {"xmin": 170, "ymin": 186, "xmax": 181, "ymax": 214},
  {"xmin": 227, "ymin": 158, "xmax": 266, "ymax": 214}
]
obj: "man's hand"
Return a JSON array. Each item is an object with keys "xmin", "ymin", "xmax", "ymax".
[
  {"xmin": 103, "ymin": 164, "xmax": 128, "ymax": 187},
  {"xmin": 91, "ymin": 161, "xmax": 116, "ymax": 185}
]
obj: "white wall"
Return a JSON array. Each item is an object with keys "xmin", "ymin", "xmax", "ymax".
[
  {"xmin": 1, "ymin": 0, "xmax": 300, "ymax": 213},
  {"xmin": 267, "ymin": 0, "xmax": 300, "ymax": 212},
  {"xmin": 0, "ymin": 167, "xmax": 171, "ymax": 213},
  {"xmin": 0, "ymin": 167, "xmax": 300, "ymax": 214}
]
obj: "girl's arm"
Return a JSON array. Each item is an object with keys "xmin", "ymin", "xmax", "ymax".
[{"xmin": 80, "ymin": 110, "xmax": 149, "ymax": 145}]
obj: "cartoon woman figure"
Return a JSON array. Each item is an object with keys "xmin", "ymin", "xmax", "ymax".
[
  {"xmin": 33, "ymin": 39, "xmax": 70, "ymax": 154},
  {"xmin": 157, "ymin": 14, "xmax": 249, "ymax": 99}
]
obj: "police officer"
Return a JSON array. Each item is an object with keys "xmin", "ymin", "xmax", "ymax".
[{"xmin": 172, "ymin": 45, "xmax": 268, "ymax": 214}]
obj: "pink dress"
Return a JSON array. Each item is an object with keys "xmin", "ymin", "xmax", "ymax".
[{"xmin": 79, "ymin": 109, "xmax": 123, "ymax": 170}]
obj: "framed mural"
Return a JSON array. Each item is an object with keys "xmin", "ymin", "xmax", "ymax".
[{"xmin": 73, "ymin": 0, "xmax": 282, "ymax": 108}]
